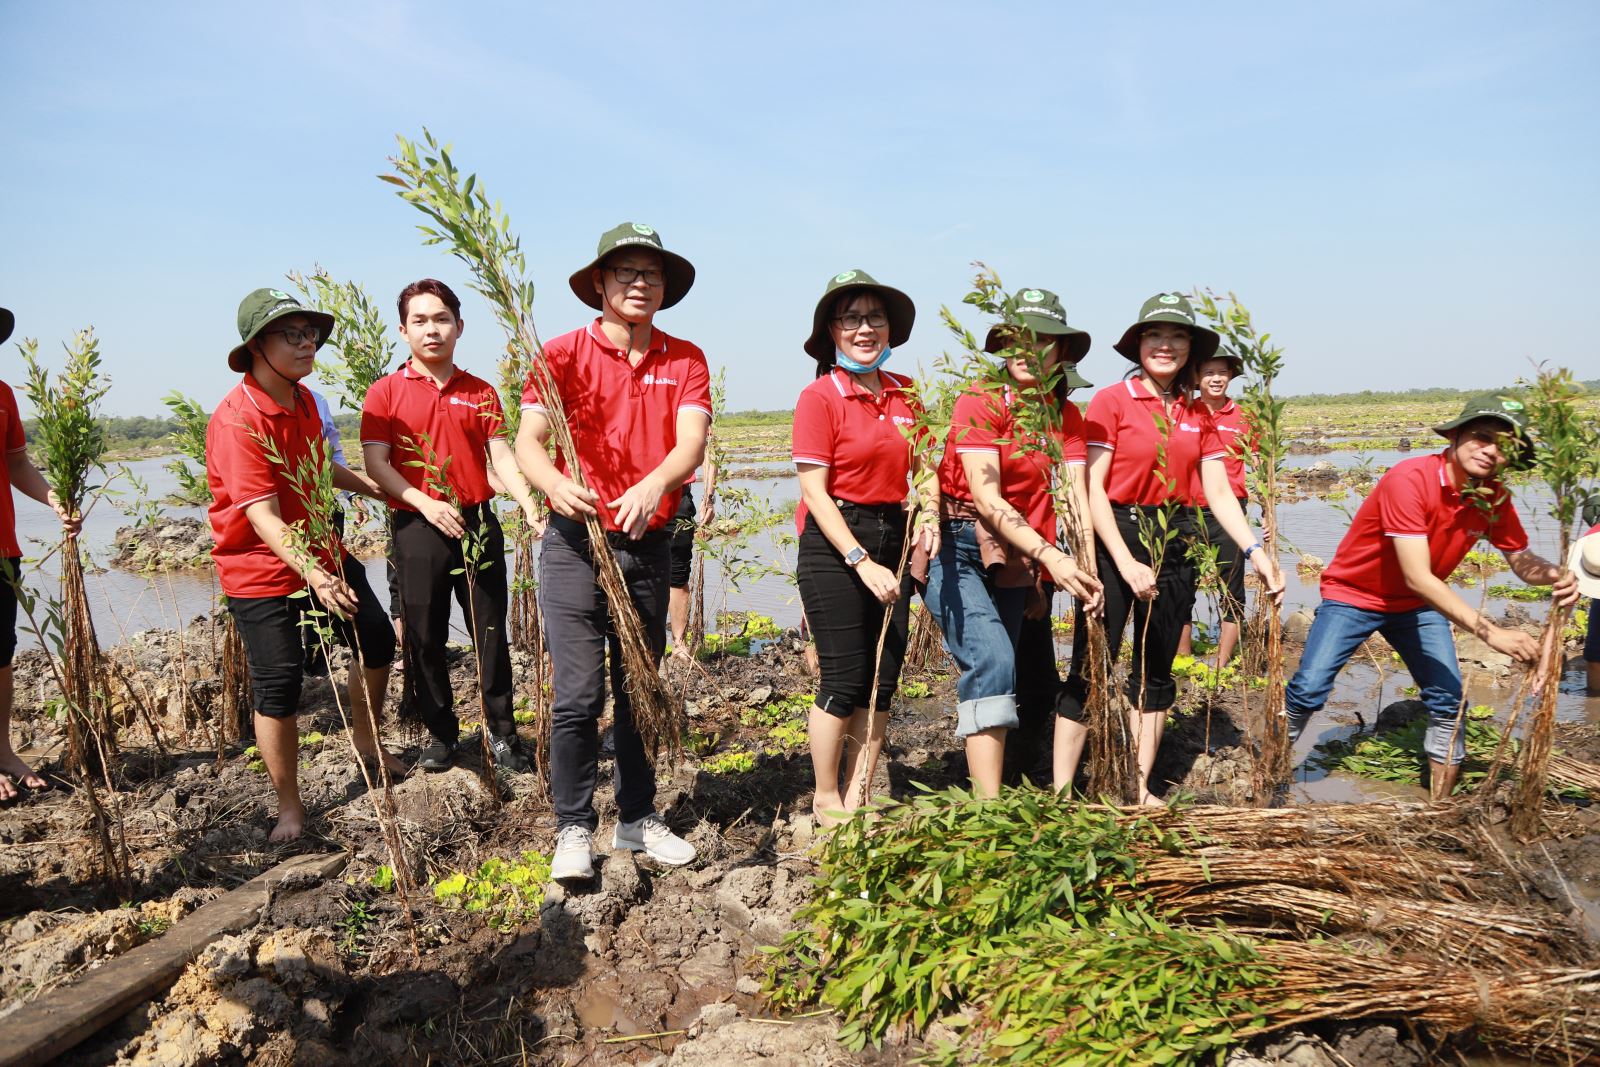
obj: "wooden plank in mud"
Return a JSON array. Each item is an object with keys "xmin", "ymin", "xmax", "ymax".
[{"xmin": 0, "ymin": 851, "xmax": 348, "ymax": 1067}]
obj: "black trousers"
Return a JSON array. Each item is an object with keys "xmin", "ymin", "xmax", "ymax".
[
  {"xmin": 540, "ymin": 515, "xmax": 669, "ymax": 832},
  {"xmin": 1193, "ymin": 500, "xmax": 1248, "ymax": 624},
  {"xmin": 1059, "ymin": 505, "xmax": 1196, "ymax": 716},
  {"xmin": 796, "ymin": 504, "xmax": 912, "ymax": 716},
  {"xmin": 1005, "ymin": 604, "xmax": 1059, "ymax": 785},
  {"xmin": 393, "ymin": 504, "xmax": 514, "ymax": 743}
]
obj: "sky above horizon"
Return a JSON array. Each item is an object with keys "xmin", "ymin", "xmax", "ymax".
[{"xmin": 3, "ymin": 1, "xmax": 1597, "ymax": 417}]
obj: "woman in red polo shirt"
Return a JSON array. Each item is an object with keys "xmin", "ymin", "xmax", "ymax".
[
  {"xmin": 792, "ymin": 269, "xmax": 937, "ymax": 825},
  {"xmin": 924, "ymin": 287, "xmax": 1103, "ymax": 798},
  {"xmin": 1177, "ymin": 353, "xmax": 1252, "ymax": 665},
  {"xmin": 1057, "ymin": 293, "xmax": 1281, "ymax": 805}
]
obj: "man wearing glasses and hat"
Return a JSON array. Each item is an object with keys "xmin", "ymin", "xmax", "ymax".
[
  {"xmin": 1284, "ymin": 393, "xmax": 1579, "ymax": 797},
  {"xmin": 0, "ymin": 307, "xmax": 82, "ymax": 801},
  {"xmin": 514, "ymin": 224, "xmax": 710, "ymax": 881}
]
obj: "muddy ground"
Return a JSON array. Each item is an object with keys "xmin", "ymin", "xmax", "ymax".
[{"xmin": 1, "ymin": 606, "xmax": 1597, "ymax": 1066}]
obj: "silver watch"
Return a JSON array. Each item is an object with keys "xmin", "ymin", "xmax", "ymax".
[{"xmin": 844, "ymin": 546, "xmax": 869, "ymax": 568}]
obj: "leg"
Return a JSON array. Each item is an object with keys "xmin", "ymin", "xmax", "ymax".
[
  {"xmin": 0, "ymin": 667, "xmax": 45, "ymax": 799},
  {"xmin": 807, "ymin": 704, "xmax": 851, "ymax": 824},
  {"xmin": 336, "ymin": 555, "xmax": 403, "ymax": 776},
  {"xmin": 254, "ymin": 712, "xmax": 305, "ymax": 842},
  {"xmin": 458, "ymin": 510, "xmax": 516, "ymax": 740},
  {"xmin": 394, "ymin": 512, "xmax": 460, "ymax": 745},
  {"xmin": 797, "ymin": 518, "xmax": 873, "ymax": 817},
  {"xmin": 1054, "ymin": 537, "xmax": 1136, "ymax": 791},
  {"xmin": 668, "ymin": 585, "xmax": 689, "ymax": 657},
  {"xmin": 1008, "ymin": 607, "xmax": 1059, "ymax": 787},
  {"xmin": 541, "ymin": 521, "xmax": 612, "ymax": 832},
  {"xmin": 851, "ymin": 514, "xmax": 914, "ymax": 806},
  {"xmin": 1122, "ymin": 553, "xmax": 1194, "ymax": 804},
  {"xmin": 841, "ymin": 704, "xmax": 888, "ymax": 810},
  {"xmin": 1130, "ymin": 708, "xmax": 1166, "ymax": 806},
  {"xmin": 1381, "ymin": 608, "xmax": 1466, "ymax": 798},
  {"xmin": 1585, "ymin": 600, "xmax": 1600, "ymax": 694},
  {"xmin": 229, "ymin": 595, "xmax": 309, "ymax": 841},
  {"xmin": 1215, "ymin": 620, "xmax": 1241, "ymax": 666},
  {"xmin": 1214, "ymin": 513, "xmax": 1247, "ymax": 666},
  {"xmin": 668, "ymin": 489, "xmax": 695, "ymax": 657},
  {"xmin": 1052, "ymin": 715, "xmax": 1088, "ymax": 794},
  {"xmin": 1284, "ymin": 600, "xmax": 1387, "ymax": 747},
  {"xmin": 608, "ymin": 536, "xmax": 670, "ymax": 824},
  {"xmin": 1176, "ymin": 622, "xmax": 1193, "ymax": 658}
]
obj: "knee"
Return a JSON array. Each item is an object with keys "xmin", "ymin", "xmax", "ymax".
[
  {"xmin": 250, "ymin": 665, "xmax": 303, "ymax": 719},
  {"xmin": 814, "ymin": 692, "xmax": 856, "ymax": 719}
]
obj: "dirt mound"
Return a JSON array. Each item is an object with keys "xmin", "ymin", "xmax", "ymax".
[{"xmin": 111, "ymin": 517, "xmax": 212, "ymax": 571}]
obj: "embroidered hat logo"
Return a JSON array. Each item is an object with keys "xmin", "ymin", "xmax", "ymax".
[
  {"xmin": 1021, "ymin": 289, "xmax": 1044, "ymax": 303},
  {"xmin": 631, "ymin": 223, "xmax": 655, "ymax": 236},
  {"xmin": 834, "ymin": 270, "xmax": 859, "ymax": 283},
  {"xmin": 1500, "ymin": 398, "xmax": 1524, "ymax": 413},
  {"xmin": 1159, "ymin": 294, "xmax": 1181, "ymax": 305},
  {"xmin": 269, "ymin": 289, "xmax": 291, "ymax": 301}
]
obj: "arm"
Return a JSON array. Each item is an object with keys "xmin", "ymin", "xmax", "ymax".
[
  {"xmin": 487, "ymin": 435, "xmax": 542, "ymax": 528},
  {"xmin": 242, "ymin": 496, "xmax": 357, "ymax": 617},
  {"xmin": 912, "ymin": 444, "xmax": 941, "ymax": 558},
  {"xmin": 798, "ymin": 464, "xmax": 899, "ymax": 604},
  {"xmin": 1505, "ymin": 547, "xmax": 1580, "ymax": 609},
  {"xmin": 6, "ymin": 452, "xmax": 78, "ymax": 535},
  {"xmin": 608, "ymin": 409, "xmax": 710, "ymax": 539},
  {"xmin": 1086, "ymin": 446, "xmax": 1156, "ymax": 600},
  {"xmin": 1201, "ymin": 459, "xmax": 1284, "ymax": 603},
  {"xmin": 513, "ymin": 410, "xmax": 600, "ymax": 522},
  {"xmin": 331, "ymin": 463, "xmax": 384, "ymax": 501},
  {"xmin": 1393, "ymin": 538, "xmax": 1540, "ymax": 662},
  {"xmin": 962, "ymin": 451, "xmax": 1101, "ymax": 609},
  {"xmin": 362, "ymin": 442, "xmax": 465, "ymax": 538}
]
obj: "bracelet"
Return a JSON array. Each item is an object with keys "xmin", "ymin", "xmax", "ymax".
[{"xmin": 1243, "ymin": 542, "xmax": 1263, "ymax": 560}]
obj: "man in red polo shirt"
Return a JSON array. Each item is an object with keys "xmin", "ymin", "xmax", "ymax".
[
  {"xmin": 209, "ymin": 289, "xmax": 404, "ymax": 842},
  {"xmin": 0, "ymin": 305, "xmax": 81, "ymax": 802},
  {"xmin": 1285, "ymin": 393, "xmax": 1579, "ymax": 797},
  {"xmin": 515, "ymin": 222, "xmax": 711, "ymax": 881},
  {"xmin": 362, "ymin": 279, "xmax": 540, "ymax": 775}
]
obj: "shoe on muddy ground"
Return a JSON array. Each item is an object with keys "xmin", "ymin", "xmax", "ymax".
[
  {"xmin": 416, "ymin": 737, "xmax": 457, "ymax": 772},
  {"xmin": 612, "ymin": 813, "xmax": 696, "ymax": 866},
  {"xmin": 488, "ymin": 733, "xmax": 534, "ymax": 774},
  {"xmin": 551, "ymin": 825, "xmax": 595, "ymax": 881}
]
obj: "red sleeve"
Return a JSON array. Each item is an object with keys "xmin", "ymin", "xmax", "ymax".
[
  {"xmin": 1, "ymin": 383, "xmax": 24, "ymax": 452},
  {"xmin": 1060, "ymin": 401, "xmax": 1087, "ymax": 464},
  {"xmin": 679, "ymin": 349, "xmax": 713, "ymax": 422},
  {"xmin": 1488, "ymin": 496, "xmax": 1530, "ymax": 554},
  {"xmin": 214, "ymin": 409, "xmax": 278, "ymax": 510},
  {"xmin": 1085, "ymin": 388, "xmax": 1118, "ymax": 451},
  {"xmin": 1194, "ymin": 405, "xmax": 1224, "ymax": 459},
  {"xmin": 791, "ymin": 387, "xmax": 835, "ymax": 467},
  {"xmin": 522, "ymin": 335, "xmax": 570, "ymax": 412},
  {"xmin": 1376, "ymin": 464, "xmax": 1430, "ymax": 538},
  {"xmin": 949, "ymin": 390, "xmax": 1003, "ymax": 453},
  {"xmin": 359, "ymin": 377, "xmax": 393, "ymax": 449}
]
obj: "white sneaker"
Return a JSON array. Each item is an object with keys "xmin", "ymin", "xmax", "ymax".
[
  {"xmin": 550, "ymin": 825, "xmax": 595, "ymax": 881},
  {"xmin": 612, "ymin": 813, "xmax": 697, "ymax": 866}
]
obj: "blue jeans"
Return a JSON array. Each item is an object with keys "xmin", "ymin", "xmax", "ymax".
[
  {"xmin": 924, "ymin": 520, "xmax": 1028, "ymax": 737},
  {"xmin": 1286, "ymin": 599, "xmax": 1466, "ymax": 764}
]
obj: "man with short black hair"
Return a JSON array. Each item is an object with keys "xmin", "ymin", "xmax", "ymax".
[
  {"xmin": 516, "ymin": 223, "xmax": 711, "ymax": 881},
  {"xmin": 361, "ymin": 278, "xmax": 540, "ymax": 774},
  {"xmin": 1284, "ymin": 394, "xmax": 1579, "ymax": 797}
]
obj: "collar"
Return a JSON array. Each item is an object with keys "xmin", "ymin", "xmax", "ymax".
[
  {"xmin": 403, "ymin": 359, "xmax": 464, "ymax": 389},
  {"xmin": 830, "ymin": 367, "xmax": 907, "ymax": 400},
  {"xmin": 240, "ymin": 373, "xmax": 307, "ymax": 418},
  {"xmin": 586, "ymin": 318, "xmax": 667, "ymax": 357},
  {"xmin": 1208, "ymin": 398, "xmax": 1238, "ymax": 415}
]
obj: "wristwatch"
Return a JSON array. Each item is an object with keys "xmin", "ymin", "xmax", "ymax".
[{"xmin": 844, "ymin": 546, "xmax": 869, "ymax": 568}]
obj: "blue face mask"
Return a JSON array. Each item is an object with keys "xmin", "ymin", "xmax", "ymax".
[{"xmin": 835, "ymin": 344, "xmax": 892, "ymax": 374}]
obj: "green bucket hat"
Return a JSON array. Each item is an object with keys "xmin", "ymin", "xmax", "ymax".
[
  {"xmin": 1432, "ymin": 392, "xmax": 1533, "ymax": 468},
  {"xmin": 0, "ymin": 307, "xmax": 13, "ymax": 347},
  {"xmin": 227, "ymin": 289, "xmax": 335, "ymax": 373},
  {"xmin": 568, "ymin": 222, "xmax": 695, "ymax": 311},
  {"xmin": 1111, "ymin": 292, "xmax": 1221, "ymax": 364},
  {"xmin": 803, "ymin": 269, "xmax": 916, "ymax": 363},
  {"xmin": 984, "ymin": 287, "xmax": 1093, "ymax": 388}
]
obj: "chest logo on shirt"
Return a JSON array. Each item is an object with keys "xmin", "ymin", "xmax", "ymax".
[
  {"xmin": 641, "ymin": 373, "xmax": 679, "ymax": 386},
  {"xmin": 1177, "ymin": 421, "xmax": 1204, "ymax": 433},
  {"xmin": 891, "ymin": 415, "xmax": 915, "ymax": 426},
  {"xmin": 448, "ymin": 396, "xmax": 485, "ymax": 408}
]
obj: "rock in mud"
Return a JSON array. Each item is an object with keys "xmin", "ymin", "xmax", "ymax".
[
  {"xmin": 1284, "ymin": 608, "xmax": 1315, "ymax": 641},
  {"xmin": 654, "ymin": 1017, "xmax": 850, "ymax": 1065},
  {"xmin": 1456, "ymin": 632, "xmax": 1514, "ymax": 672},
  {"xmin": 1375, "ymin": 699, "xmax": 1427, "ymax": 732},
  {"xmin": 112, "ymin": 517, "xmax": 213, "ymax": 572}
]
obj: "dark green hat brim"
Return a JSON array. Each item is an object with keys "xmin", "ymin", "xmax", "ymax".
[
  {"xmin": 804, "ymin": 281, "xmax": 915, "ymax": 363},
  {"xmin": 984, "ymin": 314, "xmax": 1092, "ymax": 364},
  {"xmin": 569, "ymin": 248, "xmax": 695, "ymax": 311},
  {"xmin": 1112, "ymin": 318, "xmax": 1221, "ymax": 364},
  {"xmin": 0, "ymin": 307, "xmax": 13, "ymax": 347},
  {"xmin": 228, "ymin": 307, "xmax": 336, "ymax": 373},
  {"xmin": 1432, "ymin": 397, "xmax": 1534, "ymax": 470}
]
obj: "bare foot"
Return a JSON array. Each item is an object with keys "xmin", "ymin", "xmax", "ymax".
[
  {"xmin": 0, "ymin": 753, "xmax": 47, "ymax": 800},
  {"xmin": 812, "ymin": 801, "xmax": 846, "ymax": 829},
  {"xmin": 268, "ymin": 802, "xmax": 307, "ymax": 843},
  {"xmin": 670, "ymin": 644, "xmax": 692, "ymax": 662},
  {"xmin": 1139, "ymin": 791, "xmax": 1167, "ymax": 808},
  {"xmin": 356, "ymin": 747, "xmax": 409, "ymax": 780}
]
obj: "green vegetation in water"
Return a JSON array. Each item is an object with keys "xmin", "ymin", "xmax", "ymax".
[
  {"xmin": 762, "ymin": 786, "xmax": 1285, "ymax": 1063},
  {"xmin": 431, "ymin": 852, "xmax": 550, "ymax": 931},
  {"xmin": 1485, "ymin": 584, "xmax": 1551, "ymax": 601},
  {"xmin": 700, "ymin": 612, "xmax": 782, "ymax": 657},
  {"xmin": 899, "ymin": 679, "xmax": 932, "ymax": 699},
  {"xmin": 1311, "ymin": 704, "xmax": 1505, "ymax": 790}
]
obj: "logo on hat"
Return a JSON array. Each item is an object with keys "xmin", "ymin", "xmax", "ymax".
[
  {"xmin": 1021, "ymin": 289, "xmax": 1044, "ymax": 303},
  {"xmin": 269, "ymin": 289, "xmax": 291, "ymax": 301},
  {"xmin": 631, "ymin": 223, "xmax": 655, "ymax": 236},
  {"xmin": 1159, "ymin": 294, "xmax": 1181, "ymax": 305},
  {"xmin": 1500, "ymin": 398, "xmax": 1524, "ymax": 412},
  {"xmin": 834, "ymin": 271, "xmax": 858, "ymax": 284}
]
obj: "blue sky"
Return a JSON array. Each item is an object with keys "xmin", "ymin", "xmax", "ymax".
[{"xmin": 3, "ymin": 1, "xmax": 1596, "ymax": 416}]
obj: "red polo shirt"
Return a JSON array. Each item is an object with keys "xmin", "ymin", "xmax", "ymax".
[
  {"xmin": 361, "ymin": 362, "xmax": 506, "ymax": 511},
  {"xmin": 937, "ymin": 384, "xmax": 1087, "ymax": 543},
  {"xmin": 207, "ymin": 376, "xmax": 341, "ymax": 599},
  {"xmin": 522, "ymin": 321, "xmax": 712, "ymax": 533},
  {"xmin": 1085, "ymin": 379, "xmax": 1223, "ymax": 506},
  {"xmin": 1190, "ymin": 399, "xmax": 1252, "ymax": 504},
  {"xmin": 792, "ymin": 369, "xmax": 923, "ymax": 531},
  {"xmin": 0, "ymin": 382, "xmax": 29, "ymax": 558},
  {"xmin": 1320, "ymin": 450, "xmax": 1529, "ymax": 613}
]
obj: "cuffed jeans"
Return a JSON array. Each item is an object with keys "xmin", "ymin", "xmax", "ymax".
[
  {"xmin": 1286, "ymin": 598, "xmax": 1466, "ymax": 764},
  {"xmin": 923, "ymin": 520, "xmax": 1027, "ymax": 737},
  {"xmin": 540, "ymin": 515, "xmax": 668, "ymax": 832}
]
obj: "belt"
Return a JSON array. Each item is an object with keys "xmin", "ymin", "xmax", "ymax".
[
  {"xmin": 550, "ymin": 512, "xmax": 668, "ymax": 546},
  {"xmin": 833, "ymin": 499, "xmax": 905, "ymax": 517}
]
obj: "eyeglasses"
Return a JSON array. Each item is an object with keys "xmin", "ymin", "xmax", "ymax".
[
  {"xmin": 1462, "ymin": 429, "xmax": 1510, "ymax": 450},
  {"xmin": 1141, "ymin": 329, "xmax": 1191, "ymax": 346},
  {"xmin": 609, "ymin": 266, "xmax": 665, "ymax": 286},
  {"xmin": 264, "ymin": 326, "xmax": 321, "ymax": 346},
  {"xmin": 833, "ymin": 311, "xmax": 889, "ymax": 331}
]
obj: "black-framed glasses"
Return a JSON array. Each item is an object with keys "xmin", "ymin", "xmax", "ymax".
[
  {"xmin": 833, "ymin": 311, "xmax": 888, "ymax": 331},
  {"xmin": 609, "ymin": 266, "xmax": 665, "ymax": 286},
  {"xmin": 264, "ymin": 326, "xmax": 321, "ymax": 346}
]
